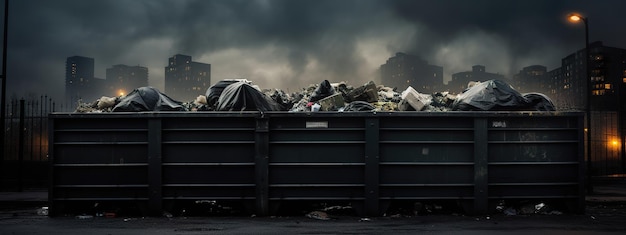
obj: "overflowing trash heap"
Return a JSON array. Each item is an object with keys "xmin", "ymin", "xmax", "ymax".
[{"xmin": 75, "ymin": 79, "xmax": 556, "ymax": 113}]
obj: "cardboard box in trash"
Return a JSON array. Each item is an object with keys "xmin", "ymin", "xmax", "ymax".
[
  {"xmin": 346, "ymin": 81, "xmax": 378, "ymax": 103},
  {"xmin": 318, "ymin": 93, "xmax": 345, "ymax": 111},
  {"xmin": 399, "ymin": 86, "xmax": 432, "ymax": 111}
]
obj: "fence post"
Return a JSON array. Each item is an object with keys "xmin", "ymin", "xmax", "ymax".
[{"xmin": 18, "ymin": 99, "xmax": 24, "ymax": 192}]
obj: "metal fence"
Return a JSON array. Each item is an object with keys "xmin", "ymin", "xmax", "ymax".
[
  {"xmin": 1, "ymin": 96, "xmax": 55, "ymax": 190},
  {"xmin": 590, "ymin": 111, "xmax": 626, "ymax": 175}
]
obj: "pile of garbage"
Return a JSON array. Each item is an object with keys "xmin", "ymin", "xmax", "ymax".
[
  {"xmin": 75, "ymin": 79, "xmax": 555, "ymax": 113},
  {"xmin": 495, "ymin": 200, "xmax": 564, "ymax": 216}
]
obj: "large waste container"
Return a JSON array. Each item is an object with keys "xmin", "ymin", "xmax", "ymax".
[{"xmin": 49, "ymin": 111, "xmax": 584, "ymax": 216}]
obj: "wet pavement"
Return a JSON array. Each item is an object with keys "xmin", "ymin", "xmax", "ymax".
[{"xmin": 1, "ymin": 177, "xmax": 625, "ymax": 234}]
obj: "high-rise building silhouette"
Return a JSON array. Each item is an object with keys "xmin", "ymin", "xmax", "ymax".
[
  {"xmin": 448, "ymin": 65, "xmax": 505, "ymax": 93},
  {"xmin": 106, "ymin": 64, "xmax": 149, "ymax": 97},
  {"xmin": 512, "ymin": 65, "xmax": 551, "ymax": 95},
  {"xmin": 549, "ymin": 41, "xmax": 626, "ymax": 175},
  {"xmin": 380, "ymin": 52, "xmax": 443, "ymax": 93},
  {"xmin": 549, "ymin": 41, "xmax": 626, "ymax": 111},
  {"xmin": 164, "ymin": 54, "xmax": 211, "ymax": 101},
  {"xmin": 65, "ymin": 56, "xmax": 104, "ymax": 110},
  {"xmin": 549, "ymin": 51, "xmax": 586, "ymax": 110}
]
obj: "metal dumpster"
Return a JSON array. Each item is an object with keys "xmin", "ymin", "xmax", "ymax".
[{"xmin": 48, "ymin": 111, "xmax": 584, "ymax": 216}]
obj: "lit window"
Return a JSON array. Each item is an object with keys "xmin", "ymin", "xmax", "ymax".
[
  {"xmin": 593, "ymin": 90, "xmax": 606, "ymax": 96},
  {"xmin": 605, "ymin": 84, "xmax": 611, "ymax": 89}
]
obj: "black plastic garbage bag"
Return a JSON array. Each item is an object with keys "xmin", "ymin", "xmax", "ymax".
[
  {"xmin": 112, "ymin": 87, "xmax": 183, "ymax": 112},
  {"xmin": 309, "ymin": 80, "xmax": 335, "ymax": 102},
  {"xmin": 451, "ymin": 80, "xmax": 531, "ymax": 111},
  {"xmin": 267, "ymin": 89, "xmax": 293, "ymax": 111},
  {"xmin": 343, "ymin": 101, "xmax": 376, "ymax": 112},
  {"xmin": 523, "ymin": 93, "xmax": 556, "ymax": 111},
  {"xmin": 216, "ymin": 81, "xmax": 280, "ymax": 111},
  {"xmin": 206, "ymin": 80, "xmax": 241, "ymax": 109}
]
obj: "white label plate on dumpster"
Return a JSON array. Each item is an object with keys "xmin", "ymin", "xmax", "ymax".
[
  {"xmin": 306, "ymin": 121, "xmax": 328, "ymax": 128},
  {"xmin": 492, "ymin": 121, "xmax": 507, "ymax": 128}
]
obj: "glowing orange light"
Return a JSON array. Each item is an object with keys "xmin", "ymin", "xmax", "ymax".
[
  {"xmin": 612, "ymin": 140, "xmax": 619, "ymax": 146},
  {"xmin": 568, "ymin": 13, "xmax": 586, "ymax": 24},
  {"xmin": 569, "ymin": 15, "xmax": 581, "ymax": 22},
  {"xmin": 118, "ymin": 89, "xmax": 126, "ymax": 96}
]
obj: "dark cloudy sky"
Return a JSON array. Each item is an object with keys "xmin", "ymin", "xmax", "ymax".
[{"xmin": 2, "ymin": 0, "xmax": 626, "ymax": 101}]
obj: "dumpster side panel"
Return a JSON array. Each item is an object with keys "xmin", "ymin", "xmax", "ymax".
[
  {"xmin": 160, "ymin": 116, "xmax": 257, "ymax": 207},
  {"xmin": 487, "ymin": 115, "xmax": 584, "ymax": 212},
  {"xmin": 49, "ymin": 112, "xmax": 585, "ymax": 216},
  {"xmin": 379, "ymin": 116, "xmax": 475, "ymax": 204},
  {"xmin": 267, "ymin": 116, "xmax": 366, "ymax": 207},
  {"xmin": 50, "ymin": 117, "xmax": 150, "ymax": 215}
]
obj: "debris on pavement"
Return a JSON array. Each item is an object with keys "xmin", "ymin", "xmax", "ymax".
[
  {"xmin": 36, "ymin": 207, "xmax": 48, "ymax": 216},
  {"xmin": 76, "ymin": 215, "xmax": 94, "ymax": 220},
  {"xmin": 306, "ymin": 211, "xmax": 331, "ymax": 220},
  {"xmin": 495, "ymin": 200, "xmax": 564, "ymax": 216}
]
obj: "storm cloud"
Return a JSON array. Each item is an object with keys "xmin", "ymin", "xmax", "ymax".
[{"xmin": 3, "ymin": 0, "xmax": 626, "ymax": 101}]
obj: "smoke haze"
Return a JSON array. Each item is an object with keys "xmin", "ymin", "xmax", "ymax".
[{"xmin": 2, "ymin": 0, "xmax": 626, "ymax": 101}]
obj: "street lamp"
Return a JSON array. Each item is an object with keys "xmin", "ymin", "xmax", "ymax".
[
  {"xmin": 568, "ymin": 12, "xmax": 592, "ymax": 193},
  {"xmin": 0, "ymin": 0, "xmax": 9, "ymax": 190}
]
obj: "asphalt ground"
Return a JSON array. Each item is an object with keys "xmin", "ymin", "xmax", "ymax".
[{"xmin": 0, "ymin": 177, "xmax": 625, "ymax": 234}]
